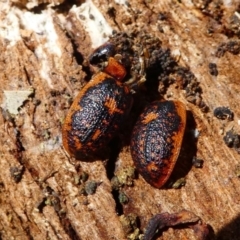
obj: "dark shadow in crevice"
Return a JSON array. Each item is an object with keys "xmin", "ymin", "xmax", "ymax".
[
  {"xmin": 66, "ymin": 32, "xmax": 93, "ymax": 82},
  {"xmin": 52, "ymin": 0, "xmax": 82, "ymax": 14},
  {"xmin": 106, "ymin": 138, "xmax": 124, "ymax": 215},
  {"xmin": 106, "ymin": 137, "xmax": 122, "ymax": 180},
  {"xmin": 111, "ymin": 189, "xmax": 123, "ymax": 215},
  {"xmin": 216, "ymin": 214, "xmax": 240, "ymax": 240},
  {"xmin": 30, "ymin": 3, "xmax": 49, "ymax": 14}
]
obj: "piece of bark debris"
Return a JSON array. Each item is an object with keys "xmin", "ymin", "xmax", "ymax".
[
  {"xmin": 171, "ymin": 177, "xmax": 186, "ymax": 189},
  {"xmin": 143, "ymin": 209, "xmax": 210, "ymax": 240},
  {"xmin": 213, "ymin": 107, "xmax": 234, "ymax": 121},
  {"xmin": 223, "ymin": 130, "xmax": 240, "ymax": 150},
  {"xmin": 216, "ymin": 40, "xmax": 240, "ymax": 57},
  {"xmin": 111, "ymin": 166, "xmax": 136, "ymax": 190},
  {"xmin": 10, "ymin": 166, "xmax": 25, "ymax": 183},
  {"xmin": 118, "ymin": 191, "xmax": 129, "ymax": 204},
  {"xmin": 208, "ymin": 63, "xmax": 218, "ymax": 76},
  {"xmin": 85, "ymin": 181, "xmax": 98, "ymax": 195},
  {"xmin": 192, "ymin": 157, "xmax": 204, "ymax": 168},
  {"xmin": 120, "ymin": 213, "xmax": 140, "ymax": 238}
]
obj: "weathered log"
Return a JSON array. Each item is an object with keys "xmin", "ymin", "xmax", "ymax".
[{"xmin": 1, "ymin": 1, "xmax": 240, "ymax": 239}]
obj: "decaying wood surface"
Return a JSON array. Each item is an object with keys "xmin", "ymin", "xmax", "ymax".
[{"xmin": 0, "ymin": 0, "xmax": 240, "ymax": 239}]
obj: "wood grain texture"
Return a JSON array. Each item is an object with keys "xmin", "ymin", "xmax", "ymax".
[{"xmin": 0, "ymin": 0, "xmax": 240, "ymax": 239}]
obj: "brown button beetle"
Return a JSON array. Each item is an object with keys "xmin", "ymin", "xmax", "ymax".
[
  {"xmin": 130, "ymin": 100, "xmax": 186, "ymax": 188},
  {"xmin": 62, "ymin": 45, "xmax": 133, "ymax": 159}
]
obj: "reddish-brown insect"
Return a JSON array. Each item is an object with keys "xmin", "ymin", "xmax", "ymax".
[
  {"xmin": 62, "ymin": 46, "xmax": 132, "ymax": 159},
  {"xmin": 130, "ymin": 100, "xmax": 186, "ymax": 188}
]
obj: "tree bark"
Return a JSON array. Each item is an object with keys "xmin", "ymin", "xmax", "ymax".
[{"xmin": 0, "ymin": 0, "xmax": 240, "ymax": 239}]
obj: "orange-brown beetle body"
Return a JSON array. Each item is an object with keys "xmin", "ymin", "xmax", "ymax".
[
  {"xmin": 130, "ymin": 100, "xmax": 186, "ymax": 188},
  {"xmin": 62, "ymin": 71, "xmax": 132, "ymax": 159}
]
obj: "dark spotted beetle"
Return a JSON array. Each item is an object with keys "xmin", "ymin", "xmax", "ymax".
[
  {"xmin": 62, "ymin": 54, "xmax": 132, "ymax": 159},
  {"xmin": 62, "ymin": 38, "xmax": 186, "ymax": 188},
  {"xmin": 130, "ymin": 100, "xmax": 186, "ymax": 188}
]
